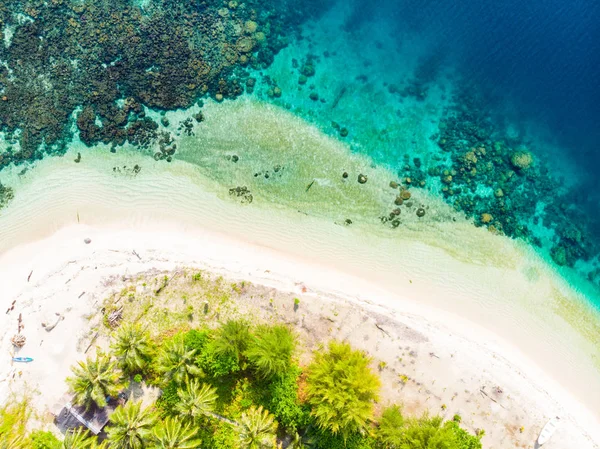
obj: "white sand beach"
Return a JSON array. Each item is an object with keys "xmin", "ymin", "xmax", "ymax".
[{"xmin": 1, "ymin": 101, "xmax": 599, "ymax": 448}]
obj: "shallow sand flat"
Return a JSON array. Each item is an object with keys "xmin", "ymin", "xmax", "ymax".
[{"xmin": 0, "ymin": 100, "xmax": 599, "ymax": 446}]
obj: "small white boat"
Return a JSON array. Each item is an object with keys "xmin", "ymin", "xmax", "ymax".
[{"xmin": 538, "ymin": 416, "xmax": 560, "ymax": 445}]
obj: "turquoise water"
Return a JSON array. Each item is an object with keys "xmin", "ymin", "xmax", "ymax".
[
  {"xmin": 0, "ymin": 0, "xmax": 599, "ymax": 301},
  {"xmin": 244, "ymin": 3, "xmax": 600, "ymax": 302}
]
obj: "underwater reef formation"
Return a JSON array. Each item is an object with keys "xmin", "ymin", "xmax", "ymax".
[
  {"xmin": 0, "ymin": 0, "xmax": 332, "ymax": 166},
  {"xmin": 400, "ymin": 87, "xmax": 599, "ymax": 283}
]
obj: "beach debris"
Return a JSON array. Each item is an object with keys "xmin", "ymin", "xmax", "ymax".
[
  {"xmin": 375, "ymin": 323, "xmax": 391, "ymax": 338},
  {"xmin": 6, "ymin": 300, "xmax": 16, "ymax": 314},
  {"xmin": 74, "ymin": 152, "xmax": 82, "ymax": 163},
  {"xmin": 42, "ymin": 313, "xmax": 64, "ymax": 332},
  {"xmin": 84, "ymin": 238, "xmax": 92, "ymax": 244},
  {"xmin": 306, "ymin": 180, "xmax": 315, "ymax": 192},
  {"xmin": 11, "ymin": 334, "xmax": 26, "ymax": 348},
  {"xmin": 27, "ymin": 270, "xmax": 33, "ymax": 282},
  {"xmin": 133, "ymin": 250, "xmax": 142, "ymax": 260},
  {"xmin": 85, "ymin": 331, "xmax": 100, "ymax": 354},
  {"xmin": 429, "ymin": 352, "xmax": 439, "ymax": 358},
  {"xmin": 78, "ymin": 291, "xmax": 86, "ymax": 299},
  {"xmin": 107, "ymin": 307, "xmax": 123, "ymax": 328},
  {"xmin": 479, "ymin": 386, "xmax": 506, "ymax": 409},
  {"xmin": 18, "ymin": 313, "xmax": 24, "ymax": 332}
]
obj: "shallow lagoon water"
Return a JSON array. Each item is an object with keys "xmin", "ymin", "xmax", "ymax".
[
  {"xmin": 1, "ymin": 100, "xmax": 599, "ymax": 421},
  {"xmin": 1, "ymin": 0, "xmax": 600, "ymax": 442}
]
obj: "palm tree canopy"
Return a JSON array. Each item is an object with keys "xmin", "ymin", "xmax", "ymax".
[
  {"xmin": 245, "ymin": 325, "xmax": 295, "ymax": 379},
  {"xmin": 63, "ymin": 427, "xmax": 94, "ymax": 449},
  {"xmin": 151, "ymin": 416, "xmax": 202, "ymax": 449},
  {"xmin": 212, "ymin": 319, "xmax": 251, "ymax": 361},
  {"xmin": 238, "ymin": 405, "xmax": 278, "ymax": 449},
  {"xmin": 175, "ymin": 378, "xmax": 218, "ymax": 423},
  {"xmin": 305, "ymin": 341, "xmax": 380, "ymax": 437},
  {"xmin": 107, "ymin": 400, "xmax": 157, "ymax": 449},
  {"xmin": 111, "ymin": 323, "xmax": 154, "ymax": 374},
  {"xmin": 377, "ymin": 405, "xmax": 404, "ymax": 449},
  {"xmin": 156, "ymin": 337, "xmax": 202, "ymax": 384},
  {"xmin": 66, "ymin": 352, "xmax": 122, "ymax": 410}
]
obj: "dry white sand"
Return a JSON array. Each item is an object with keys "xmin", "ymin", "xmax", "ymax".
[{"xmin": 0, "ymin": 100, "xmax": 599, "ymax": 448}]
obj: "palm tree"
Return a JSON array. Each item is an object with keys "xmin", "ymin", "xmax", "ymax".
[
  {"xmin": 238, "ymin": 406, "xmax": 278, "ymax": 449},
  {"xmin": 62, "ymin": 428, "xmax": 93, "ymax": 449},
  {"xmin": 150, "ymin": 416, "xmax": 202, "ymax": 449},
  {"xmin": 155, "ymin": 337, "xmax": 202, "ymax": 384},
  {"xmin": 245, "ymin": 325, "xmax": 295, "ymax": 378},
  {"xmin": 111, "ymin": 323, "xmax": 154, "ymax": 374},
  {"xmin": 305, "ymin": 341, "xmax": 380, "ymax": 438},
  {"xmin": 175, "ymin": 378, "xmax": 218, "ymax": 423},
  {"xmin": 106, "ymin": 400, "xmax": 157, "ymax": 449},
  {"xmin": 66, "ymin": 352, "xmax": 122, "ymax": 410},
  {"xmin": 212, "ymin": 319, "xmax": 251, "ymax": 362}
]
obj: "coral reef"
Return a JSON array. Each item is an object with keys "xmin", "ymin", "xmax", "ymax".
[{"xmin": 0, "ymin": 0, "xmax": 333, "ymax": 165}]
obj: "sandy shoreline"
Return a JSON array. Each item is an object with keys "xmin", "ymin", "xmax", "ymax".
[
  {"xmin": 1, "ymin": 100, "xmax": 599, "ymax": 448},
  {"xmin": 0, "ymin": 222, "xmax": 599, "ymax": 448}
]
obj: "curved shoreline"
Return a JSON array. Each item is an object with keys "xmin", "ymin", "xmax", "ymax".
[
  {"xmin": 0, "ymin": 222, "xmax": 599, "ymax": 448},
  {"xmin": 0, "ymin": 101, "xmax": 599, "ymax": 447}
]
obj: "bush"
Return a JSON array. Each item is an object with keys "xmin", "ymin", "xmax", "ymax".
[
  {"xmin": 447, "ymin": 422, "xmax": 483, "ymax": 449},
  {"xmin": 0, "ymin": 399, "xmax": 30, "ymax": 449},
  {"xmin": 29, "ymin": 431, "xmax": 61, "ymax": 449},
  {"xmin": 267, "ymin": 366, "xmax": 309, "ymax": 431},
  {"xmin": 305, "ymin": 341, "xmax": 380, "ymax": 438},
  {"xmin": 183, "ymin": 328, "xmax": 211, "ymax": 352},
  {"xmin": 197, "ymin": 340, "xmax": 241, "ymax": 378},
  {"xmin": 156, "ymin": 380, "xmax": 179, "ymax": 415},
  {"xmin": 309, "ymin": 425, "xmax": 376, "ymax": 449}
]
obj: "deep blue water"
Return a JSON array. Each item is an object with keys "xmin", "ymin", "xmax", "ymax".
[{"xmin": 341, "ymin": 0, "xmax": 600, "ymax": 233}]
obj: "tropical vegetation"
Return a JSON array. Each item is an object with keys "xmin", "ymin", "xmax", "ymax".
[{"xmin": 2, "ymin": 277, "xmax": 483, "ymax": 449}]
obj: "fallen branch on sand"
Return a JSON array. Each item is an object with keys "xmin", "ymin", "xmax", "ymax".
[
  {"xmin": 375, "ymin": 323, "xmax": 391, "ymax": 337},
  {"xmin": 480, "ymin": 387, "xmax": 506, "ymax": 409}
]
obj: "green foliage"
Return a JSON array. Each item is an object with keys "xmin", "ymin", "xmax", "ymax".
[
  {"xmin": 0, "ymin": 399, "xmax": 30, "ymax": 449},
  {"xmin": 245, "ymin": 325, "xmax": 295, "ymax": 379},
  {"xmin": 29, "ymin": 431, "xmax": 60, "ymax": 449},
  {"xmin": 151, "ymin": 416, "xmax": 202, "ymax": 449},
  {"xmin": 309, "ymin": 426, "xmax": 376, "ymax": 449},
  {"xmin": 62, "ymin": 428, "xmax": 94, "ymax": 449},
  {"xmin": 156, "ymin": 380, "xmax": 180, "ymax": 416},
  {"xmin": 447, "ymin": 422, "xmax": 482, "ymax": 449},
  {"xmin": 204, "ymin": 421, "xmax": 237, "ymax": 449},
  {"xmin": 305, "ymin": 341, "xmax": 381, "ymax": 438},
  {"xmin": 267, "ymin": 366, "xmax": 308, "ymax": 431},
  {"xmin": 156, "ymin": 336, "xmax": 202, "ymax": 385},
  {"xmin": 133, "ymin": 374, "xmax": 143, "ymax": 383},
  {"xmin": 66, "ymin": 352, "xmax": 122, "ymax": 410},
  {"xmin": 396, "ymin": 415, "xmax": 462, "ymax": 449},
  {"xmin": 197, "ymin": 340, "xmax": 241, "ymax": 378},
  {"xmin": 376, "ymin": 405, "xmax": 404, "ymax": 448},
  {"xmin": 183, "ymin": 329, "xmax": 210, "ymax": 353},
  {"xmin": 238, "ymin": 406, "xmax": 278, "ymax": 449},
  {"xmin": 212, "ymin": 320, "xmax": 252, "ymax": 362},
  {"xmin": 176, "ymin": 378, "xmax": 218, "ymax": 423},
  {"xmin": 111, "ymin": 323, "xmax": 155, "ymax": 374},
  {"xmin": 107, "ymin": 401, "xmax": 157, "ymax": 449}
]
